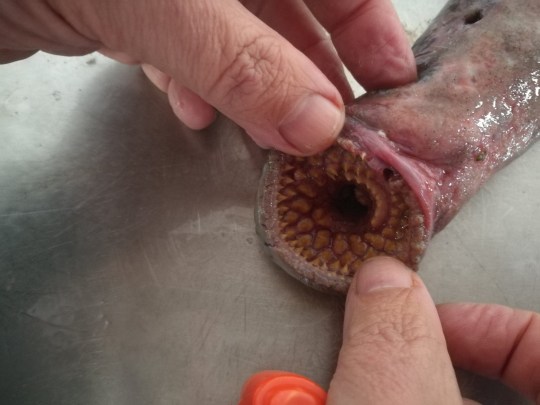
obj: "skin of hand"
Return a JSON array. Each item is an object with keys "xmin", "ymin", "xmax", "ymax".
[
  {"xmin": 328, "ymin": 257, "xmax": 540, "ymax": 404},
  {"xmin": 0, "ymin": 0, "xmax": 415, "ymax": 156}
]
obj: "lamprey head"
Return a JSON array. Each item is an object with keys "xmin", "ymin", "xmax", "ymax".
[{"xmin": 256, "ymin": 144, "xmax": 427, "ymax": 294}]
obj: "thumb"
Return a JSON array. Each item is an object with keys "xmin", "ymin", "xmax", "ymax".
[
  {"xmin": 56, "ymin": 0, "xmax": 344, "ymax": 155},
  {"xmin": 327, "ymin": 257, "xmax": 462, "ymax": 405}
]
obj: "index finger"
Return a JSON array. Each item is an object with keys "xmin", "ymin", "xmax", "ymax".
[
  {"xmin": 438, "ymin": 303, "xmax": 540, "ymax": 402},
  {"xmin": 304, "ymin": 0, "xmax": 416, "ymax": 90}
]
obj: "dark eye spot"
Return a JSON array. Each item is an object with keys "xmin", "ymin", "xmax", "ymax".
[{"xmin": 464, "ymin": 9, "xmax": 483, "ymax": 25}]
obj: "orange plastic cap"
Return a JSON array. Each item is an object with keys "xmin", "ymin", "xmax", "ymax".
[{"xmin": 238, "ymin": 371, "xmax": 327, "ymax": 405}]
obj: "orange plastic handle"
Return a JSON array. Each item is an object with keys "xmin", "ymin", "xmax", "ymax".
[{"xmin": 238, "ymin": 371, "xmax": 327, "ymax": 405}]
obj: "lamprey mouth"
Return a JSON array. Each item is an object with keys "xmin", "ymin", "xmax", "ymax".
[{"xmin": 257, "ymin": 145, "xmax": 427, "ymax": 294}]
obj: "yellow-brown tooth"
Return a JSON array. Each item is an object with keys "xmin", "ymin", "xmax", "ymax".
[
  {"xmin": 294, "ymin": 170, "xmax": 307, "ymax": 182},
  {"xmin": 341, "ymin": 152, "xmax": 355, "ymax": 176},
  {"xmin": 283, "ymin": 210, "xmax": 300, "ymax": 224},
  {"xmin": 297, "ymin": 218, "xmax": 315, "ymax": 233},
  {"xmin": 326, "ymin": 164, "xmax": 339, "ymax": 179},
  {"xmin": 384, "ymin": 240, "xmax": 398, "ymax": 254},
  {"xmin": 280, "ymin": 176, "xmax": 295, "ymax": 186},
  {"xmin": 339, "ymin": 264, "xmax": 350, "ymax": 275},
  {"xmin": 313, "ymin": 230, "xmax": 331, "ymax": 250},
  {"xmin": 302, "ymin": 248, "xmax": 318, "ymax": 261},
  {"xmin": 283, "ymin": 227, "xmax": 297, "ymax": 240},
  {"xmin": 276, "ymin": 194, "xmax": 289, "ymax": 203},
  {"xmin": 290, "ymin": 198, "xmax": 312, "ymax": 214},
  {"xmin": 325, "ymin": 149, "xmax": 341, "ymax": 163},
  {"xmin": 332, "ymin": 234, "xmax": 349, "ymax": 255},
  {"xmin": 297, "ymin": 183, "xmax": 317, "ymax": 198},
  {"xmin": 319, "ymin": 249, "xmax": 336, "ymax": 263},
  {"xmin": 340, "ymin": 251, "xmax": 356, "ymax": 266},
  {"xmin": 297, "ymin": 234, "xmax": 313, "ymax": 248},
  {"xmin": 364, "ymin": 247, "xmax": 378, "ymax": 260},
  {"xmin": 350, "ymin": 235, "xmax": 368, "ymax": 256},
  {"xmin": 355, "ymin": 163, "xmax": 365, "ymax": 177},
  {"xmin": 314, "ymin": 214, "xmax": 332, "ymax": 228},
  {"xmin": 382, "ymin": 227, "xmax": 395, "ymax": 239},
  {"xmin": 365, "ymin": 233, "xmax": 385, "ymax": 250},
  {"xmin": 309, "ymin": 168, "xmax": 327, "ymax": 186},
  {"xmin": 328, "ymin": 261, "xmax": 341, "ymax": 273},
  {"xmin": 388, "ymin": 217, "xmax": 399, "ymax": 227},
  {"xmin": 282, "ymin": 163, "xmax": 295, "ymax": 172},
  {"xmin": 281, "ymin": 187, "xmax": 297, "ymax": 198}
]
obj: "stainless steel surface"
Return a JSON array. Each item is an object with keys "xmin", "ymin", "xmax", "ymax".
[{"xmin": 1, "ymin": 2, "xmax": 539, "ymax": 404}]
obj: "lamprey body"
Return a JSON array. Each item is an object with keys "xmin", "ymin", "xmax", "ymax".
[{"xmin": 257, "ymin": 0, "xmax": 540, "ymax": 294}]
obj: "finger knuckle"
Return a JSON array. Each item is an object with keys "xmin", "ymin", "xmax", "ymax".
[
  {"xmin": 352, "ymin": 316, "xmax": 429, "ymax": 351},
  {"xmin": 348, "ymin": 292, "xmax": 433, "ymax": 351},
  {"xmin": 210, "ymin": 34, "xmax": 287, "ymax": 110}
]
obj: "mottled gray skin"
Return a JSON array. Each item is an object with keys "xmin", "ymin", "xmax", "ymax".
[
  {"xmin": 258, "ymin": 0, "xmax": 540, "ymax": 293},
  {"xmin": 345, "ymin": 0, "xmax": 540, "ymax": 234}
]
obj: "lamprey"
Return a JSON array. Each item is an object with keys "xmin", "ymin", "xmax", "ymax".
[{"xmin": 256, "ymin": 0, "xmax": 540, "ymax": 294}]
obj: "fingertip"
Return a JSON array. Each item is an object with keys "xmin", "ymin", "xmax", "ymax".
[
  {"xmin": 352, "ymin": 256, "xmax": 414, "ymax": 295},
  {"xmin": 277, "ymin": 94, "xmax": 344, "ymax": 155},
  {"xmin": 333, "ymin": 255, "xmax": 461, "ymax": 404}
]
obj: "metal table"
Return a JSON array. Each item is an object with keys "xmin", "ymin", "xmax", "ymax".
[{"xmin": 1, "ymin": 1, "xmax": 538, "ymax": 403}]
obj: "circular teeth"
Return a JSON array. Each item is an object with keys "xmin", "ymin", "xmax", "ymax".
[{"xmin": 274, "ymin": 145, "xmax": 426, "ymax": 275}]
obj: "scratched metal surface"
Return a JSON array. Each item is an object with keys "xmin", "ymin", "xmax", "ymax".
[{"xmin": 0, "ymin": 2, "xmax": 538, "ymax": 404}]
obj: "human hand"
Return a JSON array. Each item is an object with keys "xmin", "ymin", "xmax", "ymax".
[
  {"xmin": 327, "ymin": 257, "xmax": 540, "ymax": 404},
  {"xmin": 0, "ymin": 0, "xmax": 415, "ymax": 155}
]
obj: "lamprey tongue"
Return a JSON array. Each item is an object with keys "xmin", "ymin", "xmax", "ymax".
[{"xmin": 257, "ymin": 143, "xmax": 428, "ymax": 294}]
